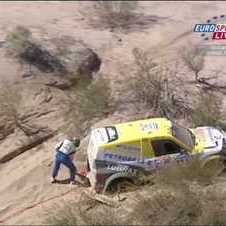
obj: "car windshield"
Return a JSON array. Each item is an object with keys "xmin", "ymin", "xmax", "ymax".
[{"xmin": 172, "ymin": 124, "xmax": 195, "ymax": 149}]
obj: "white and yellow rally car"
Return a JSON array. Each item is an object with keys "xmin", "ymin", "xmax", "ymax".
[{"xmin": 86, "ymin": 118, "xmax": 226, "ymax": 193}]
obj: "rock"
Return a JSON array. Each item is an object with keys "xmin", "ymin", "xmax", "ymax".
[
  {"xmin": 5, "ymin": 28, "xmax": 101, "ymax": 79},
  {"xmin": 0, "ymin": 128, "xmax": 55, "ymax": 164},
  {"xmin": 19, "ymin": 41, "xmax": 66, "ymax": 74},
  {"xmin": 0, "ymin": 116, "xmax": 15, "ymax": 141},
  {"xmin": 43, "ymin": 36, "xmax": 102, "ymax": 79},
  {"xmin": 44, "ymin": 78, "xmax": 72, "ymax": 90},
  {"xmin": 22, "ymin": 72, "xmax": 32, "ymax": 78}
]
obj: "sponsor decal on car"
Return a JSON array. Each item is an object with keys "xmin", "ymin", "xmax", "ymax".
[
  {"xmin": 103, "ymin": 152, "xmax": 138, "ymax": 162},
  {"xmin": 103, "ymin": 152, "xmax": 189, "ymax": 169},
  {"xmin": 140, "ymin": 122, "xmax": 159, "ymax": 132},
  {"xmin": 106, "ymin": 164, "xmax": 137, "ymax": 174}
]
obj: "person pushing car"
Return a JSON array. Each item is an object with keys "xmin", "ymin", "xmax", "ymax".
[{"xmin": 51, "ymin": 137, "xmax": 80, "ymax": 185}]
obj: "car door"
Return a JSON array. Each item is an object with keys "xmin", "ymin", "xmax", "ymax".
[{"xmin": 146, "ymin": 139, "xmax": 190, "ymax": 170}]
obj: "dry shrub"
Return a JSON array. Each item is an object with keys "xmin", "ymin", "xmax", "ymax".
[
  {"xmin": 130, "ymin": 188, "xmax": 202, "ymax": 225},
  {"xmin": 181, "ymin": 44, "xmax": 205, "ymax": 80},
  {"xmin": 129, "ymin": 189, "xmax": 177, "ymax": 225},
  {"xmin": 128, "ymin": 157, "xmax": 225, "ymax": 225},
  {"xmin": 5, "ymin": 25, "xmax": 32, "ymax": 57},
  {"xmin": 65, "ymin": 76, "xmax": 112, "ymax": 135},
  {"xmin": 197, "ymin": 189, "xmax": 226, "ymax": 225},
  {"xmin": 93, "ymin": 1, "xmax": 138, "ymax": 29},
  {"xmin": 126, "ymin": 48, "xmax": 191, "ymax": 119},
  {"xmin": 192, "ymin": 89, "xmax": 225, "ymax": 129},
  {"xmin": 154, "ymin": 157, "xmax": 224, "ymax": 187},
  {"xmin": 44, "ymin": 159, "xmax": 226, "ymax": 226},
  {"xmin": 76, "ymin": 77, "xmax": 111, "ymax": 119},
  {"xmin": 0, "ymin": 84, "xmax": 22, "ymax": 140},
  {"xmin": 0, "ymin": 84, "xmax": 21, "ymax": 120},
  {"xmin": 181, "ymin": 44, "xmax": 225, "ymax": 128},
  {"xmin": 129, "ymin": 47, "xmax": 162, "ymax": 108}
]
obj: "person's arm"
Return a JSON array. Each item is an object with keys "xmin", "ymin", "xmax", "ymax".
[
  {"xmin": 68, "ymin": 143, "xmax": 77, "ymax": 160},
  {"xmin": 55, "ymin": 141, "xmax": 63, "ymax": 151}
]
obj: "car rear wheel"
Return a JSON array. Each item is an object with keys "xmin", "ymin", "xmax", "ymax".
[{"xmin": 106, "ymin": 178, "xmax": 136, "ymax": 194}]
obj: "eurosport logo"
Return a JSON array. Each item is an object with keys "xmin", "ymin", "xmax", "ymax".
[
  {"xmin": 194, "ymin": 15, "xmax": 226, "ymax": 40},
  {"xmin": 194, "ymin": 15, "xmax": 226, "ymax": 56},
  {"xmin": 194, "ymin": 24, "xmax": 226, "ymax": 40}
]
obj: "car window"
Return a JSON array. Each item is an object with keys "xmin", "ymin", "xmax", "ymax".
[
  {"xmin": 151, "ymin": 140, "xmax": 182, "ymax": 157},
  {"xmin": 172, "ymin": 124, "xmax": 195, "ymax": 149},
  {"xmin": 105, "ymin": 126, "xmax": 118, "ymax": 142}
]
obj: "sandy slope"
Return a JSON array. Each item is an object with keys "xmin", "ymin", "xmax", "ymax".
[{"xmin": 0, "ymin": 1, "xmax": 226, "ymax": 224}]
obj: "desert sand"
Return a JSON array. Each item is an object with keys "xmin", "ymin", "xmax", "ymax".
[{"xmin": 0, "ymin": 1, "xmax": 226, "ymax": 224}]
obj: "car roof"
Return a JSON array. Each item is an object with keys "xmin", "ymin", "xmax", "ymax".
[{"xmin": 101, "ymin": 117, "xmax": 173, "ymax": 147}]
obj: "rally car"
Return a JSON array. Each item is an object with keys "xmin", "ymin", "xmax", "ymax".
[{"xmin": 86, "ymin": 118, "xmax": 226, "ymax": 193}]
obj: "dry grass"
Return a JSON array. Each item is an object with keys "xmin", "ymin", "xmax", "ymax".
[
  {"xmin": 197, "ymin": 188, "xmax": 226, "ymax": 225},
  {"xmin": 5, "ymin": 25, "xmax": 32, "ymax": 57},
  {"xmin": 129, "ymin": 188, "xmax": 202, "ymax": 225},
  {"xmin": 0, "ymin": 84, "xmax": 23, "ymax": 140},
  {"xmin": 181, "ymin": 44, "xmax": 205, "ymax": 81},
  {"xmin": 92, "ymin": 1, "xmax": 138, "ymax": 30},
  {"xmin": 0, "ymin": 84, "xmax": 21, "ymax": 119},
  {"xmin": 127, "ymin": 157, "xmax": 225, "ymax": 225},
  {"xmin": 124, "ymin": 48, "xmax": 191, "ymax": 119},
  {"xmin": 76, "ymin": 77, "xmax": 111, "ymax": 120},
  {"xmin": 45, "ymin": 158, "xmax": 226, "ymax": 226},
  {"xmin": 192, "ymin": 89, "xmax": 226, "ymax": 129},
  {"xmin": 154, "ymin": 156, "xmax": 224, "ymax": 187},
  {"xmin": 64, "ymin": 75, "xmax": 112, "ymax": 135}
]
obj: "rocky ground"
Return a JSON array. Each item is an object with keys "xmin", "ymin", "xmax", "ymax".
[{"xmin": 0, "ymin": 1, "xmax": 226, "ymax": 225}]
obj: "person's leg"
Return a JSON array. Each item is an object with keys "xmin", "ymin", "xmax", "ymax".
[
  {"xmin": 52, "ymin": 154, "xmax": 61, "ymax": 181},
  {"xmin": 61, "ymin": 156, "xmax": 77, "ymax": 182}
]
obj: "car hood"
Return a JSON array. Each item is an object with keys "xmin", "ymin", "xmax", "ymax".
[{"xmin": 192, "ymin": 126, "xmax": 226, "ymax": 154}]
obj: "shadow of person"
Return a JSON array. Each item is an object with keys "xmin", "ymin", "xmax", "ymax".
[
  {"xmin": 55, "ymin": 174, "xmax": 90, "ymax": 187},
  {"xmin": 55, "ymin": 178, "xmax": 71, "ymax": 184}
]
